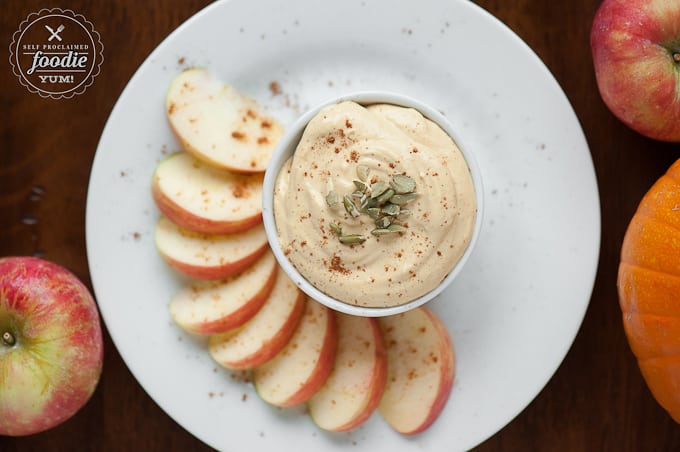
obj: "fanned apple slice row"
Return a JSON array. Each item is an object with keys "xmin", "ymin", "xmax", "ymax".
[
  {"xmin": 169, "ymin": 250, "xmax": 277, "ymax": 335},
  {"xmin": 166, "ymin": 68, "xmax": 284, "ymax": 173},
  {"xmin": 208, "ymin": 269, "xmax": 306, "ymax": 370},
  {"xmin": 152, "ymin": 152, "xmax": 264, "ymax": 235},
  {"xmin": 308, "ymin": 313, "xmax": 387, "ymax": 432},
  {"xmin": 154, "ymin": 216, "xmax": 268, "ymax": 280},
  {"xmin": 377, "ymin": 307, "xmax": 455, "ymax": 435},
  {"xmin": 253, "ymin": 299, "xmax": 337, "ymax": 407}
]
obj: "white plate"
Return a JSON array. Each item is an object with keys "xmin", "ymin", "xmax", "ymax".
[{"xmin": 85, "ymin": 0, "xmax": 600, "ymax": 450}]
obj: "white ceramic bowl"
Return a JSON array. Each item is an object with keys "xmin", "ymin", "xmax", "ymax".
[{"xmin": 262, "ymin": 91, "xmax": 484, "ymax": 317}]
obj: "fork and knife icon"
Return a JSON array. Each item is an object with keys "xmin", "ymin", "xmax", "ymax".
[{"xmin": 45, "ymin": 24, "xmax": 65, "ymax": 42}]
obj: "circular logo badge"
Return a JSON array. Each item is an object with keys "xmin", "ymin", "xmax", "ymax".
[{"xmin": 9, "ymin": 8, "xmax": 103, "ymax": 99}]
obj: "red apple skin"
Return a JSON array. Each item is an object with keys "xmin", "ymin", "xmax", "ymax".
[
  {"xmin": 212, "ymin": 288, "xmax": 306, "ymax": 370},
  {"xmin": 154, "ymin": 217, "xmax": 269, "ymax": 281},
  {"xmin": 159, "ymin": 243, "xmax": 268, "ymax": 280},
  {"xmin": 170, "ymin": 252, "xmax": 279, "ymax": 336},
  {"xmin": 165, "ymin": 68, "xmax": 283, "ymax": 174},
  {"xmin": 308, "ymin": 314, "xmax": 387, "ymax": 432},
  {"xmin": 409, "ymin": 309, "xmax": 455, "ymax": 435},
  {"xmin": 280, "ymin": 306, "xmax": 337, "ymax": 407},
  {"xmin": 591, "ymin": 0, "xmax": 680, "ymax": 141},
  {"xmin": 378, "ymin": 307, "xmax": 455, "ymax": 435},
  {"xmin": 151, "ymin": 175, "xmax": 263, "ymax": 235},
  {"xmin": 335, "ymin": 317, "xmax": 388, "ymax": 431},
  {"xmin": 0, "ymin": 257, "xmax": 103, "ymax": 436},
  {"xmin": 253, "ymin": 300, "xmax": 338, "ymax": 407},
  {"xmin": 182, "ymin": 267, "xmax": 277, "ymax": 336}
]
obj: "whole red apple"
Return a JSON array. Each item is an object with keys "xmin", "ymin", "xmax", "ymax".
[
  {"xmin": 0, "ymin": 256, "xmax": 103, "ymax": 436},
  {"xmin": 591, "ymin": 0, "xmax": 680, "ymax": 141}
]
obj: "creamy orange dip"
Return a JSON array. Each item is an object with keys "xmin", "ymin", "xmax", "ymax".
[{"xmin": 273, "ymin": 101, "xmax": 476, "ymax": 308}]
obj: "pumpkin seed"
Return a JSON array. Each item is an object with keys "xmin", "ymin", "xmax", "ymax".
[
  {"xmin": 387, "ymin": 223, "xmax": 407, "ymax": 233},
  {"xmin": 353, "ymin": 180, "xmax": 368, "ymax": 193},
  {"xmin": 381, "ymin": 203, "xmax": 401, "ymax": 216},
  {"xmin": 357, "ymin": 165, "xmax": 370, "ymax": 181},
  {"xmin": 330, "ymin": 222, "xmax": 342, "ymax": 235},
  {"xmin": 339, "ymin": 234, "xmax": 366, "ymax": 244},
  {"xmin": 390, "ymin": 174, "xmax": 416, "ymax": 194},
  {"xmin": 375, "ymin": 188, "xmax": 395, "ymax": 206},
  {"xmin": 328, "ymin": 165, "xmax": 416, "ymax": 245},
  {"xmin": 343, "ymin": 195, "xmax": 360, "ymax": 217},
  {"xmin": 366, "ymin": 207, "xmax": 382, "ymax": 220},
  {"xmin": 375, "ymin": 216, "xmax": 392, "ymax": 229},
  {"xmin": 364, "ymin": 197, "xmax": 378, "ymax": 209},
  {"xmin": 370, "ymin": 181, "xmax": 389, "ymax": 198},
  {"xmin": 326, "ymin": 190, "xmax": 339, "ymax": 206},
  {"xmin": 359, "ymin": 194, "xmax": 369, "ymax": 209},
  {"xmin": 390, "ymin": 193, "xmax": 418, "ymax": 205}
]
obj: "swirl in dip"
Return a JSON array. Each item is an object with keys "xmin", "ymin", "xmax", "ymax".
[{"xmin": 273, "ymin": 101, "xmax": 476, "ymax": 308}]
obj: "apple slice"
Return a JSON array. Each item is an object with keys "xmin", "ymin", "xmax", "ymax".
[
  {"xmin": 253, "ymin": 299, "xmax": 337, "ymax": 407},
  {"xmin": 208, "ymin": 269, "xmax": 306, "ymax": 369},
  {"xmin": 377, "ymin": 307, "xmax": 455, "ymax": 435},
  {"xmin": 166, "ymin": 68, "xmax": 284, "ymax": 173},
  {"xmin": 307, "ymin": 313, "xmax": 387, "ymax": 432},
  {"xmin": 169, "ymin": 250, "xmax": 277, "ymax": 335},
  {"xmin": 151, "ymin": 152, "xmax": 264, "ymax": 235},
  {"xmin": 154, "ymin": 216, "xmax": 268, "ymax": 280}
]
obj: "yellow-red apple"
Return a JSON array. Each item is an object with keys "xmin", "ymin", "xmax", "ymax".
[
  {"xmin": 166, "ymin": 68, "xmax": 284, "ymax": 172},
  {"xmin": 169, "ymin": 250, "xmax": 277, "ymax": 335},
  {"xmin": 308, "ymin": 313, "xmax": 387, "ymax": 432},
  {"xmin": 253, "ymin": 299, "xmax": 337, "ymax": 407},
  {"xmin": 154, "ymin": 216, "xmax": 269, "ymax": 280},
  {"xmin": 377, "ymin": 307, "xmax": 455, "ymax": 435},
  {"xmin": 0, "ymin": 257, "xmax": 103, "ymax": 436},
  {"xmin": 208, "ymin": 269, "xmax": 305, "ymax": 369},
  {"xmin": 151, "ymin": 152, "xmax": 264, "ymax": 235},
  {"xmin": 591, "ymin": 0, "xmax": 680, "ymax": 141}
]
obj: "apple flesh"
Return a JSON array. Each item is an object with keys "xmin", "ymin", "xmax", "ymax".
[
  {"xmin": 154, "ymin": 216, "xmax": 269, "ymax": 280},
  {"xmin": 591, "ymin": 0, "xmax": 680, "ymax": 141},
  {"xmin": 307, "ymin": 313, "xmax": 387, "ymax": 432},
  {"xmin": 151, "ymin": 152, "xmax": 264, "ymax": 235},
  {"xmin": 0, "ymin": 257, "xmax": 103, "ymax": 436},
  {"xmin": 169, "ymin": 250, "xmax": 277, "ymax": 335},
  {"xmin": 253, "ymin": 299, "xmax": 337, "ymax": 407},
  {"xmin": 377, "ymin": 307, "xmax": 455, "ymax": 435},
  {"xmin": 208, "ymin": 269, "xmax": 305, "ymax": 369},
  {"xmin": 166, "ymin": 68, "xmax": 284, "ymax": 172}
]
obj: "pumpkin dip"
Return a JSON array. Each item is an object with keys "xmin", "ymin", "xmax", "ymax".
[{"xmin": 273, "ymin": 101, "xmax": 476, "ymax": 308}]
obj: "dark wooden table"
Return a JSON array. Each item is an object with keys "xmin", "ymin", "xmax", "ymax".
[{"xmin": 2, "ymin": 0, "xmax": 679, "ymax": 450}]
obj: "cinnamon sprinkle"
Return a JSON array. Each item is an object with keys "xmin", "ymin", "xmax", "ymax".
[
  {"xmin": 328, "ymin": 255, "xmax": 350, "ymax": 274},
  {"xmin": 232, "ymin": 184, "xmax": 246, "ymax": 198},
  {"xmin": 269, "ymin": 81, "xmax": 282, "ymax": 95}
]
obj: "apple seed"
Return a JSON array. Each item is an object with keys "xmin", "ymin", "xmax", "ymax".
[{"xmin": 2, "ymin": 331, "xmax": 15, "ymax": 346}]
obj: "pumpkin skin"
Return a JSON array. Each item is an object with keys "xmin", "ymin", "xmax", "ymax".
[{"xmin": 618, "ymin": 158, "xmax": 680, "ymax": 423}]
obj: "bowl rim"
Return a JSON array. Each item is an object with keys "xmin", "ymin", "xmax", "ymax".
[{"xmin": 262, "ymin": 90, "xmax": 484, "ymax": 317}]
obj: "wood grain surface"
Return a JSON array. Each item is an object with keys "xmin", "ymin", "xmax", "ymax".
[{"xmin": 1, "ymin": 0, "xmax": 679, "ymax": 450}]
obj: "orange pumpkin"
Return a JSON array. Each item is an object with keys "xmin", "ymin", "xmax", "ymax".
[{"xmin": 618, "ymin": 158, "xmax": 680, "ymax": 423}]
